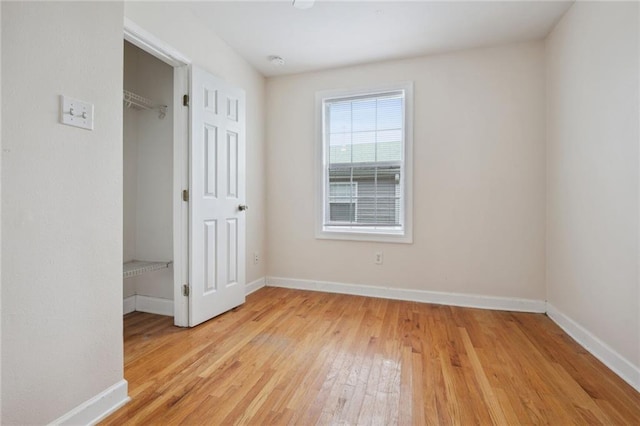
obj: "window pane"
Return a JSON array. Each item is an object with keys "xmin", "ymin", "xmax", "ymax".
[
  {"xmin": 329, "ymin": 132, "xmax": 352, "ymax": 164},
  {"xmin": 377, "ymin": 97, "xmax": 402, "ymax": 130},
  {"xmin": 330, "ymin": 203, "xmax": 355, "ymax": 222},
  {"xmin": 351, "ymin": 131, "xmax": 376, "ymax": 163},
  {"xmin": 376, "ymin": 129, "xmax": 402, "ymax": 162},
  {"xmin": 328, "ymin": 166, "xmax": 352, "ymax": 182},
  {"xmin": 329, "ymin": 182, "xmax": 356, "ymax": 198},
  {"xmin": 352, "ymin": 98, "xmax": 376, "ymax": 132},
  {"xmin": 327, "ymin": 165, "xmax": 401, "ymax": 226},
  {"xmin": 328, "ymin": 101, "xmax": 352, "ymax": 133},
  {"xmin": 323, "ymin": 89, "xmax": 405, "ymax": 230}
]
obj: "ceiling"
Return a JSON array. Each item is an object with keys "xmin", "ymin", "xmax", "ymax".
[{"xmin": 187, "ymin": 1, "xmax": 574, "ymax": 77}]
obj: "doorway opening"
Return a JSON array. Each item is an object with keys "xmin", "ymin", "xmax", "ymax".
[
  {"xmin": 122, "ymin": 39, "xmax": 175, "ymax": 317},
  {"xmin": 122, "ymin": 21, "xmax": 190, "ymax": 326}
]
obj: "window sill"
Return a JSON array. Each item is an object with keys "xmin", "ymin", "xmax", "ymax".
[{"xmin": 316, "ymin": 228, "xmax": 413, "ymax": 244}]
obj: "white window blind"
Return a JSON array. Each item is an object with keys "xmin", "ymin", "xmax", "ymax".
[{"xmin": 323, "ymin": 90, "xmax": 405, "ymax": 230}]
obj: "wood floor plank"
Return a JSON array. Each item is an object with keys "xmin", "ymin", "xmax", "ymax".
[{"xmin": 101, "ymin": 287, "xmax": 640, "ymax": 425}]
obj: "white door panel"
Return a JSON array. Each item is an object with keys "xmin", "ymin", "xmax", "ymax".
[{"xmin": 189, "ymin": 65, "xmax": 246, "ymax": 327}]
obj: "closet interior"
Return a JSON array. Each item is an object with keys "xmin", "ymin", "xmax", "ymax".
[{"xmin": 123, "ymin": 40, "xmax": 175, "ymax": 316}]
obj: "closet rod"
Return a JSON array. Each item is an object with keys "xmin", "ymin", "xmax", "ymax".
[{"xmin": 123, "ymin": 90, "xmax": 167, "ymax": 119}]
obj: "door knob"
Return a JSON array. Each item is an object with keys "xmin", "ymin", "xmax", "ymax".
[{"xmin": 238, "ymin": 204, "xmax": 248, "ymax": 211}]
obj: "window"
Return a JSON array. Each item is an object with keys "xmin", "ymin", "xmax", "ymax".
[{"xmin": 316, "ymin": 83, "xmax": 413, "ymax": 243}]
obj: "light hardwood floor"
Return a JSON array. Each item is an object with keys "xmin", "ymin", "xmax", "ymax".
[{"xmin": 102, "ymin": 287, "xmax": 640, "ymax": 425}]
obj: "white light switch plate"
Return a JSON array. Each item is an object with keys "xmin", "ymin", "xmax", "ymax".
[{"xmin": 60, "ymin": 95, "xmax": 94, "ymax": 130}]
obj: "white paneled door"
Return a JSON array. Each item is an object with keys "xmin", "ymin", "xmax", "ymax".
[{"xmin": 189, "ymin": 66, "xmax": 246, "ymax": 327}]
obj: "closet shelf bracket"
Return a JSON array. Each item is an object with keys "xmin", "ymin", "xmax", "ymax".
[{"xmin": 123, "ymin": 90, "xmax": 168, "ymax": 119}]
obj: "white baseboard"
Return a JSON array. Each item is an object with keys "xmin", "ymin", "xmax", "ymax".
[
  {"xmin": 123, "ymin": 279, "xmax": 267, "ymax": 317},
  {"xmin": 123, "ymin": 296, "xmax": 136, "ymax": 315},
  {"xmin": 546, "ymin": 303, "xmax": 640, "ymax": 393},
  {"xmin": 123, "ymin": 295, "xmax": 173, "ymax": 317},
  {"xmin": 266, "ymin": 276, "xmax": 546, "ymax": 313},
  {"xmin": 50, "ymin": 379, "xmax": 130, "ymax": 425},
  {"xmin": 246, "ymin": 277, "xmax": 266, "ymax": 295},
  {"xmin": 135, "ymin": 295, "xmax": 174, "ymax": 316}
]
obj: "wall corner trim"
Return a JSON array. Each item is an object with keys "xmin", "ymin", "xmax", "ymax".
[
  {"xmin": 123, "ymin": 296, "xmax": 136, "ymax": 315},
  {"xmin": 48, "ymin": 379, "xmax": 129, "ymax": 426},
  {"xmin": 266, "ymin": 276, "xmax": 546, "ymax": 313},
  {"xmin": 545, "ymin": 303, "xmax": 640, "ymax": 393},
  {"xmin": 246, "ymin": 277, "xmax": 267, "ymax": 295}
]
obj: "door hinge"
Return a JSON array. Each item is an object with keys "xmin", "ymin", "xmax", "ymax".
[
  {"xmin": 182, "ymin": 189, "xmax": 189, "ymax": 202},
  {"xmin": 183, "ymin": 94, "xmax": 189, "ymax": 107},
  {"xmin": 182, "ymin": 284, "xmax": 190, "ymax": 297}
]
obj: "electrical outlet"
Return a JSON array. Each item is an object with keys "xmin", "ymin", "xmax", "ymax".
[
  {"xmin": 375, "ymin": 252, "xmax": 383, "ymax": 265},
  {"xmin": 253, "ymin": 252, "xmax": 259, "ymax": 265}
]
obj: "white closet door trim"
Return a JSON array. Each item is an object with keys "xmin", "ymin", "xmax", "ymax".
[{"xmin": 124, "ymin": 18, "xmax": 191, "ymax": 67}]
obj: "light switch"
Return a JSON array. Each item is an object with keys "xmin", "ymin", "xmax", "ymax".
[{"xmin": 60, "ymin": 95, "xmax": 94, "ymax": 130}]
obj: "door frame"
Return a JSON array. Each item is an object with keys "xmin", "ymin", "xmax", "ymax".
[{"xmin": 124, "ymin": 18, "xmax": 191, "ymax": 327}]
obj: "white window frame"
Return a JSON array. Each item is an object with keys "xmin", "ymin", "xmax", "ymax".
[{"xmin": 315, "ymin": 82, "xmax": 413, "ymax": 244}]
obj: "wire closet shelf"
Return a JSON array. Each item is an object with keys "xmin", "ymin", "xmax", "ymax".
[
  {"xmin": 123, "ymin": 90, "xmax": 167, "ymax": 119},
  {"xmin": 123, "ymin": 260, "xmax": 173, "ymax": 279}
]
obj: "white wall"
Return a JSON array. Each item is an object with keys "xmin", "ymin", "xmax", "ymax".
[
  {"xmin": 124, "ymin": 2, "xmax": 267, "ymax": 284},
  {"xmin": 1, "ymin": 2, "xmax": 125, "ymax": 424},
  {"xmin": 266, "ymin": 42, "xmax": 546, "ymax": 300},
  {"xmin": 546, "ymin": 1, "xmax": 639, "ymax": 372},
  {"xmin": 123, "ymin": 41, "xmax": 174, "ymax": 301},
  {"xmin": 0, "ymin": 1, "xmax": 3, "ymax": 416},
  {"xmin": 128, "ymin": 44, "xmax": 173, "ymax": 264}
]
